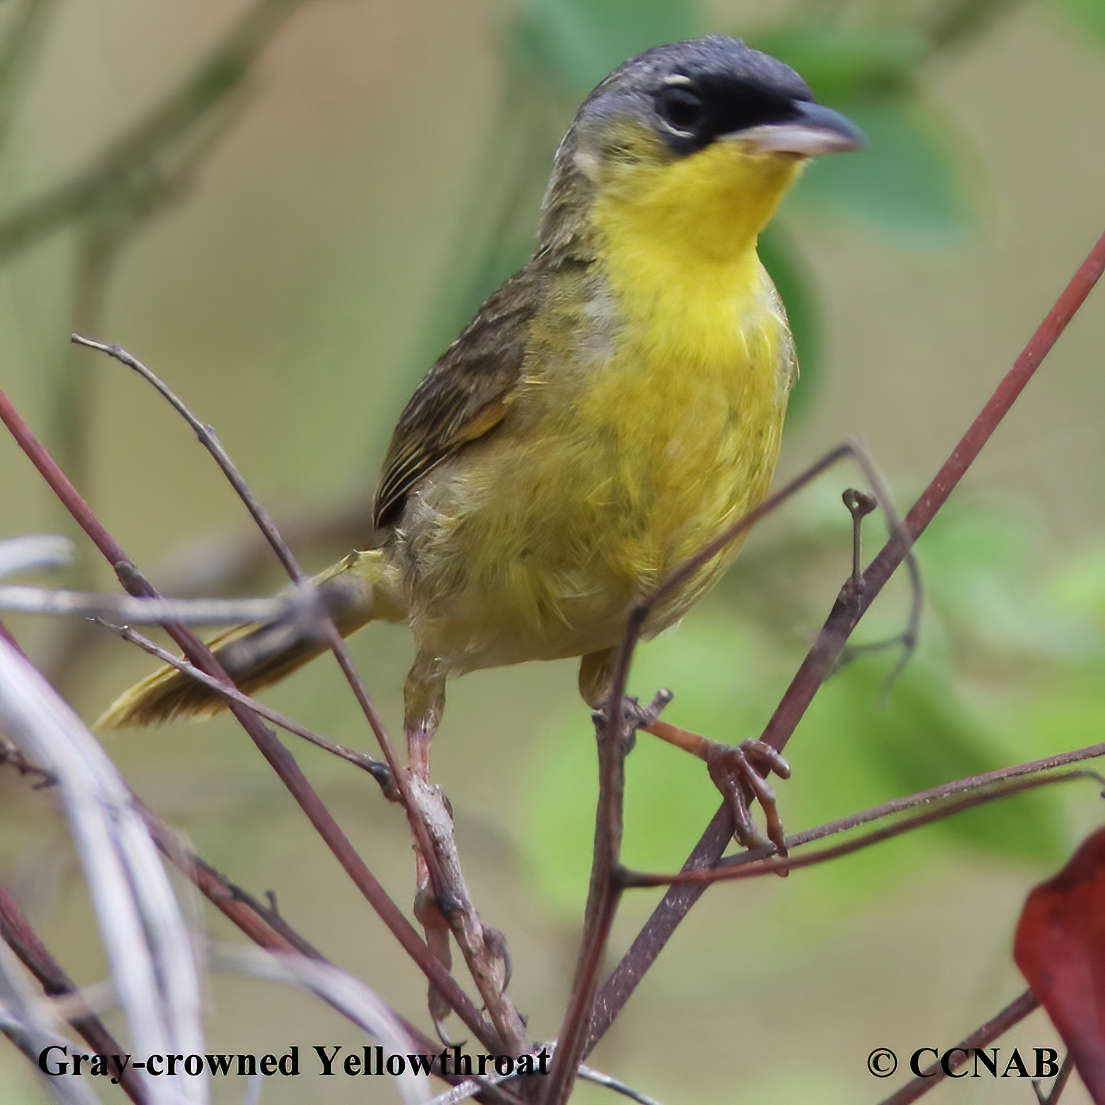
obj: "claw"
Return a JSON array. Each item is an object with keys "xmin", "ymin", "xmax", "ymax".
[
  {"xmin": 703, "ymin": 738, "xmax": 790, "ymax": 858},
  {"xmin": 414, "ymin": 885, "xmax": 455, "ymax": 1035}
]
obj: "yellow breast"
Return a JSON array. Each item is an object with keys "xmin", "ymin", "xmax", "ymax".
[{"xmin": 564, "ymin": 250, "xmax": 791, "ymax": 614}]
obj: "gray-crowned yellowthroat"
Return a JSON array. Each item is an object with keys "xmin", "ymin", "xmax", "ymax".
[{"xmin": 100, "ymin": 35, "xmax": 863, "ymax": 838}]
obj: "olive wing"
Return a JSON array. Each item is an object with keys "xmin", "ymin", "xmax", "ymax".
[{"xmin": 373, "ymin": 271, "xmax": 541, "ymax": 530}]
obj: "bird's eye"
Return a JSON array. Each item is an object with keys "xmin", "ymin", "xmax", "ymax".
[{"xmin": 656, "ymin": 86, "xmax": 707, "ymax": 135}]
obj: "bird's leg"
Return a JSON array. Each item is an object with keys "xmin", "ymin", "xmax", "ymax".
[
  {"xmin": 579, "ymin": 649, "xmax": 790, "ymax": 856},
  {"xmin": 403, "ymin": 659, "xmax": 454, "ymax": 1030},
  {"xmin": 403, "ymin": 656, "xmax": 522, "ymax": 1048}
]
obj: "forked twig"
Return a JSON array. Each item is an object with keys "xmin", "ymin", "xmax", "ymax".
[
  {"xmin": 69, "ymin": 339, "xmax": 421, "ymax": 840},
  {"xmin": 547, "ymin": 436, "xmax": 916, "ymax": 1097},
  {"xmin": 5, "ymin": 217, "xmax": 1101, "ymax": 1103},
  {"xmin": 0, "ymin": 634, "xmax": 206, "ymax": 1105}
]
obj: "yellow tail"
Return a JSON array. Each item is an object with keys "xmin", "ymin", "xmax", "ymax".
[{"xmin": 97, "ymin": 550, "xmax": 405, "ymax": 728}]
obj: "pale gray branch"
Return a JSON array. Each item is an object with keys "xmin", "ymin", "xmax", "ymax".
[
  {"xmin": 0, "ymin": 637, "xmax": 208, "ymax": 1105},
  {"xmin": 0, "ymin": 583, "xmax": 290, "ymax": 624}
]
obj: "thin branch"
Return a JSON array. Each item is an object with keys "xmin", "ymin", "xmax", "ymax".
[
  {"xmin": 576, "ymin": 1064, "xmax": 669, "ymax": 1105},
  {"xmin": 544, "ymin": 695, "xmax": 669, "ymax": 1104},
  {"xmin": 1038, "ymin": 1054, "xmax": 1075, "ymax": 1105},
  {"xmin": 70, "ymin": 336, "xmax": 304, "ymax": 580},
  {"xmin": 540, "ymin": 425, "xmax": 915, "ymax": 1080},
  {"xmin": 209, "ymin": 944, "xmax": 439, "ymax": 1105},
  {"xmin": 762, "ymin": 748, "xmax": 1105, "ymax": 857},
  {"xmin": 135, "ymin": 794, "xmax": 328, "ymax": 961},
  {"xmin": 0, "ymin": 583, "xmax": 291, "ymax": 624},
  {"xmin": 621, "ymin": 769, "xmax": 1102, "ymax": 888},
  {"xmin": 0, "ymin": 533, "xmax": 72, "ymax": 579},
  {"xmin": 876, "ymin": 989, "xmax": 1040, "ymax": 1105},
  {"xmin": 0, "ymin": 948, "xmax": 102, "ymax": 1105},
  {"xmin": 70, "ymin": 338, "xmax": 413, "ymax": 819},
  {"xmin": 0, "ymin": 735, "xmax": 56, "ymax": 788},
  {"xmin": 0, "ymin": 635, "xmax": 206, "ymax": 1104},
  {"xmin": 765, "ymin": 226, "xmax": 1105, "ymax": 760},
  {"xmin": 103, "ymin": 621, "xmax": 393, "ymax": 787},
  {"xmin": 5, "ymin": 766, "xmax": 521, "ymax": 1102}
]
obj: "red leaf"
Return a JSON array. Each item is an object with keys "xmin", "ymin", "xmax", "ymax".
[{"xmin": 1014, "ymin": 826, "xmax": 1105, "ymax": 1103}]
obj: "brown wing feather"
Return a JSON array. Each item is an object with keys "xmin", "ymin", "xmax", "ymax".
[{"xmin": 373, "ymin": 269, "xmax": 543, "ymax": 529}]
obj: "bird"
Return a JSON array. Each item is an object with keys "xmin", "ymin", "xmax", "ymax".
[{"xmin": 99, "ymin": 34, "xmax": 863, "ymax": 845}]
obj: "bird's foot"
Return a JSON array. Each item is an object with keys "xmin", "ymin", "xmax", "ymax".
[
  {"xmin": 642, "ymin": 718, "xmax": 790, "ymax": 857},
  {"xmin": 703, "ymin": 737, "xmax": 791, "ymax": 856}
]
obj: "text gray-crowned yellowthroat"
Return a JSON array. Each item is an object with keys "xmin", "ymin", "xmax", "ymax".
[{"xmin": 100, "ymin": 36, "xmax": 863, "ymax": 837}]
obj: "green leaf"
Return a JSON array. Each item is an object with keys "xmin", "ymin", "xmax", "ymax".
[
  {"xmin": 805, "ymin": 659, "xmax": 1064, "ymax": 862},
  {"xmin": 1048, "ymin": 0, "xmax": 1105, "ymax": 45},
  {"xmin": 512, "ymin": 0, "xmax": 697, "ymax": 94},
  {"xmin": 748, "ymin": 22, "xmax": 925, "ymax": 101},
  {"xmin": 1050, "ymin": 537, "xmax": 1105, "ymax": 627},
  {"xmin": 789, "ymin": 96, "xmax": 975, "ymax": 246},
  {"xmin": 920, "ymin": 504, "xmax": 1100, "ymax": 659},
  {"xmin": 746, "ymin": 21, "xmax": 974, "ymax": 243}
]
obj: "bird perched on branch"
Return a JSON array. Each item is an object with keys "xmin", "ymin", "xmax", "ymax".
[{"xmin": 100, "ymin": 35, "xmax": 863, "ymax": 847}]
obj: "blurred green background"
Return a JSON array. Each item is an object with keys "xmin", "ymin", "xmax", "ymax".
[{"xmin": 2, "ymin": 0, "xmax": 1105, "ymax": 1102}]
